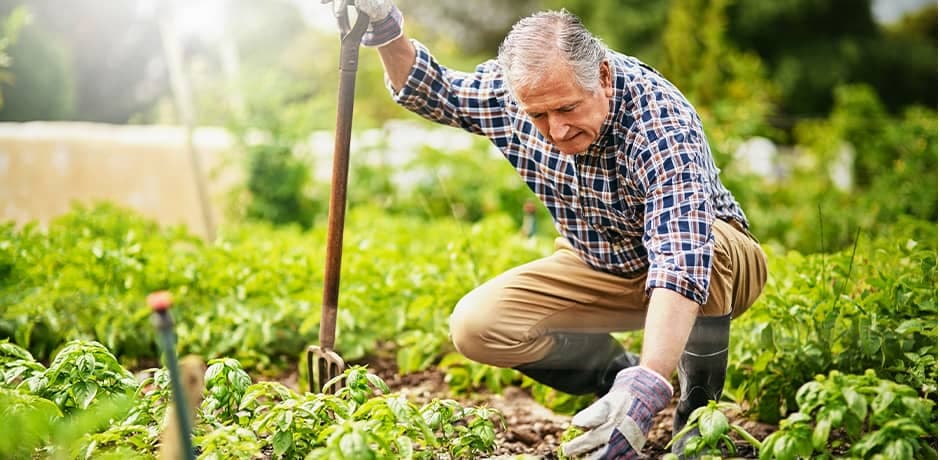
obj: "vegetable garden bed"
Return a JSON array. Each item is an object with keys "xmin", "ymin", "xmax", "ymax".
[{"xmin": 1, "ymin": 205, "xmax": 936, "ymax": 459}]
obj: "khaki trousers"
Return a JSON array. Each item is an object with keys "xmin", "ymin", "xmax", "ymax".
[{"xmin": 448, "ymin": 219, "xmax": 768, "ymax": 368}]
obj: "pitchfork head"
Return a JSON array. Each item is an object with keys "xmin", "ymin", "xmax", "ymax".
[{"xmin": 307, "ymin": 345, "xmax": 346, "ymax": 394}]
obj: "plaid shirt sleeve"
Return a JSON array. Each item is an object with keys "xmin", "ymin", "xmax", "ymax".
[
  {"xmin": 633, "ymin": 127, "xmax": 716, "ymax": 305},
  {"xmin": 386, "ymin": 40, "xmax": 512, "ymax": 144}
]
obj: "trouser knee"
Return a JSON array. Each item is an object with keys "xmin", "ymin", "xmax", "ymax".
[{"xmin": 449, "ymin": 296, "xmax": 514, "ymax": 368}]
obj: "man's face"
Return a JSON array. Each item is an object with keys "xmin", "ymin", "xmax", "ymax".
[{"xmin": 515, "ymin": 59, "xmax": 613, "ymax": 155}]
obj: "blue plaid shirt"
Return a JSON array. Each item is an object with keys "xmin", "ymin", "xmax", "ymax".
[{"xmin": 388, "ymin": 41, "xmax": 749, "ymax": 305}]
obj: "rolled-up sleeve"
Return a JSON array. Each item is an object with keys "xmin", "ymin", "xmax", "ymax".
[
  {"xmin": 634, "ymin": 128, "xmax": 715, "ymax": 305},
  {"xmin": 386, "ymin": 40, "xmax": 511, "ymax": 142}
]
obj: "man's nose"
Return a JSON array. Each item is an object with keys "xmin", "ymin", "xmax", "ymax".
[{"xmin": 548, "ymin": 115, "xmax": 570, "ymax": 141}]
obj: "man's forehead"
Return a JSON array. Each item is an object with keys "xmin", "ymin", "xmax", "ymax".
[{"xmin": 515, "ymin": 74, "xmax": 585, "ymax": 112}]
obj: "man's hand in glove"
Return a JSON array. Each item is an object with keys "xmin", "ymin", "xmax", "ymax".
[
  {"xmin": 344, "ymin": 0, "xmax": 403, "ymax": 47},
  {"xmin": 561, "ymin": 366, "xmax": 673, "ymax": 459}
]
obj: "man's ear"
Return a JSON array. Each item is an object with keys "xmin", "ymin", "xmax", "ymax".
[{"xmin": 600, "ymin": 60, "xmax": 613, "ymax": 97}]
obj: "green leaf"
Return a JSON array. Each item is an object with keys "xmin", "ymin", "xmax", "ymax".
[
  {"xmin": 811, "ymin": 417, "xmax": 831, "ymax": 450},
  {"xmin": 0, "ymin": 341, "xmax": 35, "ymax": 361},
  {"xmin": 759, "ymin": 434, "xmax": 778, "ymax": 460},
  {"xmin": 841, "ymin": 387, "xmax": 868, "ymax": 421},
  {"xmin": 793, "ymin": 434, "xmax": 815, "ymax": 458},
  {"xmin": 205, "ymin": 363, "xmax": 222, "ymax": 383},
  {"xmin": 699, "ymin": 407, "xmax": 730, "ymax": 446},
  {"xmin": 272, "ymin": 430, "xmax": 292, "ymax": 456},
  {"xmin": 759, "ymin": 323, "xmax": 775, "ymax": 349},
  {"xmin": 339, "ymin": 430, "xmax": 370, "ymax": 457},
  {"xmin": 884, "ymin": 439, "xmax": 914, "ymax": 459},
  {"xmin": 683, "ymin": 436, "xmax": 704, "ymax": 457},
  {"xmin": 821, "ymin": 406, "xmax": 844, "ymax": 426},
  {"xmin": 386, "ymin": 396, "xmax": 410, "ymax": 421},
  {"xmin": 396, "ymin": 436, "xmax": 414, "ymax": 459},
  {"xmin": 76, "ymin": 381, "xmax": 99, "ymax": 409},
  {"xmin": 796, "ymin": 381, "xmax": 824, "ymax": 412},
  {"xmin": 870, "ymin": 390, "xmax": 895, "ymax": 419},
  {"xmin": 365, "ymin": 373, "xmax": 390, "ymax": 394}
]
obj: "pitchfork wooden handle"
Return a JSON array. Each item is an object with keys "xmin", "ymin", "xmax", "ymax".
[{"xmin": 319, "ymin": 6, "xmax": 369, "ymax": 352}]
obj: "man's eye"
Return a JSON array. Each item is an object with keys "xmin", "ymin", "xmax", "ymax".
[
  {"xmin": 530, "ymin": 112, "xmax": 545, "ymax": 119},
  {"xmin": 560, "ymin": 105, "xmax": 577, "ymax": 112}
]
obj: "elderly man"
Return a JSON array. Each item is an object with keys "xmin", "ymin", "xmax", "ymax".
[{"xmin": 346, "ymin": 1, "xmax": 768, "ymax": 458}]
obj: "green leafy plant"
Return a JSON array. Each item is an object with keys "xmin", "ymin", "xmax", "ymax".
[
  {"xmin": 196, "ymin": 425, "xmax": 262, "ymax": 460},
  {"xmin": 202, "ymin": 357, "xmax": 253, "ymax": 424},
  {"xmin": 557, "ymin": 425, "xmax": 584, "ymax": 460},
  {"xmin": 7, "ymin": 351, "xmax": 503, "ymax": 459},
  {"xmin": 79, "ymin": 369, "xmax": 169, "ymax": 457},
  {"xmin": 666, "ymin": 401, "xmax": 761, "ymax": 458},
  {"xmin": 0, "ymin": 339, "xmax": 45, "ymax": 388},
  {"xmin": 728, "ymin": 222, "xmax": 938, "ymax": 423},
  {"xmin": 0, "ymin": 388, "xmax": 63, "ymax": 458},
  {"xmin": 759, "ymin": 370, "xmax": 937, "ymax": 459},
  {"xmin": 241, "ymin": 142, "xmax": 319, "ymax": 229},
  {"xmin": 418, "ymin": 398, "xmax": 502, "ymax": 459},
  {"xmin": 29, "ymin": 340, "xmax": 137, "ymax": 412}
]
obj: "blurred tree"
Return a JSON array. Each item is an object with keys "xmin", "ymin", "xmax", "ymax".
[
  {"xmin": 0, "ymin": 6, "xmax": 30, "ymax": 111},
  {"xmin": 725, "ymin": 0, "xmax": 936, "ymax": 120},
  {"xmin": 0, "ymin": 3, "xmax": 74, "ymax": 121},
  {"xmin": 660, "ymin": 0, "xmax": 779, "ymax": 151},
  {"xmin": 0, "ymin": 0, "xmax": 166, "ymax": 123},
  {"xmin": 860, "ymin": 3, "xmax": 938, "ymax": 114},
  {"xmin": 884, "ymin": 2, "xmax": 937, "ymax": 40}
]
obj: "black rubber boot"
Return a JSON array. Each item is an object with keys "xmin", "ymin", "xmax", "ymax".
[
  {"xmin": 513, "ymin": 333, "xmax": 639, "ymax": 396},
  {"xmin": 671, "ymin": 313, "xmax": 732, "ymax": 458}
]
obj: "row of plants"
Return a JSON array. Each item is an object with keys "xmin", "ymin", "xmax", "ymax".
[
  {"xmin": 651, "ymin": 367, "xmax": 936, "ymax": 460},
  {"xmin": 727, "ymin": 217, "xmax": 938, "ymax": 424},
  {"xmin": 0, "ymin": 203, "xmax": 546, "ymax": 372},
  {"xmin": 1, "ymin": 339, "xmax": 500, "ymax": 459},
  {"xmin": 3, "ymin": 204, "xmax": 936, "ymax": 456},
  {"xmin": 4, "ymin": 340, "xmax": 935, "ymax": 459}
]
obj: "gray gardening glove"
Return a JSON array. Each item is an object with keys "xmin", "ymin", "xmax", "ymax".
[
  {"xmin": 562, "ymin": 366, "xmax": 673, "ymax": 459},
  {"xmin": 336, "ymin": 0, "xmax": 403, "ymax": 47}
]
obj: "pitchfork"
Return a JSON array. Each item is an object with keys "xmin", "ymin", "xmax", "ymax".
[{"xmin": 306, "ymin": 0, "xmax": 369, "ymax": 394}]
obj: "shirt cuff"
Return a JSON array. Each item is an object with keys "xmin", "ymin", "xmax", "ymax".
[
  {"xmin": 645, "ymin": 265, "xmax": 708, "ymax": 305},
  {"xmin": 385, "ymin": 39, "xmax": 433, "ymax": 111}
]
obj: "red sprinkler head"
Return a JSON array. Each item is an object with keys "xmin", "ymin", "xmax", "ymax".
[{"xmin": 147, "ymin": 291, "xmax": 173, "ymax": 312}]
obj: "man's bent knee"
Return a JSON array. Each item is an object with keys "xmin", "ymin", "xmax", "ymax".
[
  {"xmin": 449, "ymin": 296, "xmax": 494, "ymax": 364},
  {"xmin": 449, "ymin": 294, "xmax": 541, "ymax": 368}
]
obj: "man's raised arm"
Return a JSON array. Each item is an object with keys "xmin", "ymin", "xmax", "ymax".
[{"xmin": 352, "ymin": 0, "xmax": 416, "ymax": 91}]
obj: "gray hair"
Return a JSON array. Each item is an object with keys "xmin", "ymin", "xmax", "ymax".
[{"xmin": 497, "ymin": 10, "xmax": 609, "ymax": 98}]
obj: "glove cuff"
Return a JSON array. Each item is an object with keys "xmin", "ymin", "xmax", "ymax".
[
  {"xmin": 362, "ymin": 5, "xmax": 403, "ymax": 47},
  {"xmin": 614, "ymin": 366, "xmax": 674, "ymax": 425}
]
